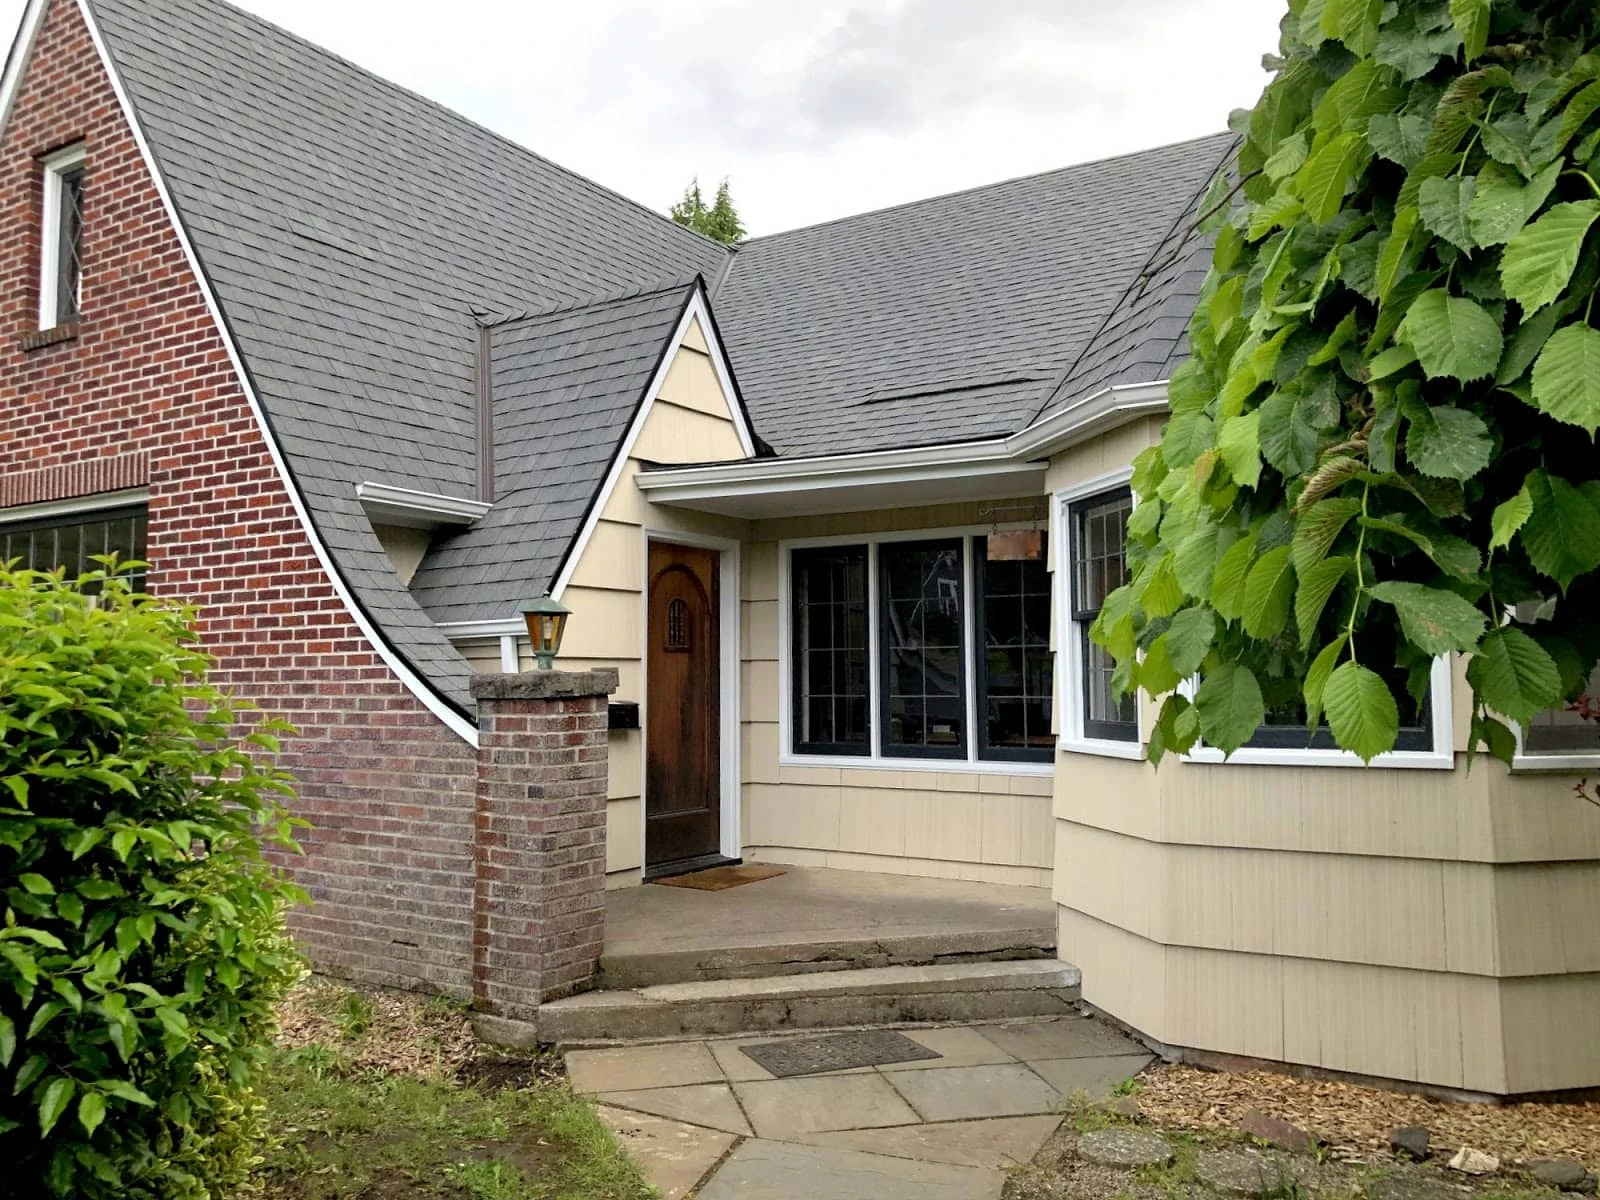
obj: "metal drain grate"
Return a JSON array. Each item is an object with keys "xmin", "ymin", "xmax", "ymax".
[{"xmin": 739, "ymin": 1030, "xmax": 942, "ymax": 1078}]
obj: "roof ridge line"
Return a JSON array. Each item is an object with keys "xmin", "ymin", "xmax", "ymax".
[
  {"xmin": 473, "ymin": 275, "xmax": 702, "ymax": 328},
  {"xmin": 1026, "ymin": 138, "xmax": 1237, "ymax": 426}
]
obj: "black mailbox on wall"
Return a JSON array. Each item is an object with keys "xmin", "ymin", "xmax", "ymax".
[{"xmin": 607, "ymin": 701, "xmax": 640, "ymax": 731}]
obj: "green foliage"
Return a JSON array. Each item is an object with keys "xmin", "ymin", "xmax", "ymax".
[
  {"xmin": 1099, "ymin": 0, "xmax": 1600, "ymax": 763},
  {"xmin": 669, "ymin": 176, "xmax": 748, "ymax": 244},
  {"xmin": 0, "ymin": 565, "xmax": 304, "ymax": 1197}
]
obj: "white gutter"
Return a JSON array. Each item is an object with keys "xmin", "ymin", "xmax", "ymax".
[
  {"xmin": 635, "ymin": 380, "xmax": 1169, "ymax": 500},
  {"xmin": 356, "ymin": 481, "xmax": 493, "ymax": 528}
]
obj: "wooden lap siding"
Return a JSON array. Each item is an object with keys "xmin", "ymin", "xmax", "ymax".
[{"xmin": 0, "ymin": 0, "xmax": 477, "ymax": 994}]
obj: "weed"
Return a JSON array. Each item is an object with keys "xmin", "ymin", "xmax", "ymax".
[
  {"xmin": 423, "ymin": 991, "xmax": 473, "ymax": 1020},
  {"xmin": 332, "ymin": 990, "xmax": 375, "ymax": 1040},
  {"xmin": 281, "ymin": 1042, "xmax": 344, "ymax": 1080},
  {"xmin": 444, "ymin": 1158, "xmax": 534, "ymax": 1200},
  {"xmin": 1112, "ymin": 1076, "xmax": 1144, "ymax": 1097}
]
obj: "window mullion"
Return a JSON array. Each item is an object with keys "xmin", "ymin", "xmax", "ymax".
[
  {"xmin": 867, "ymin": 541, "xmax": 881, "ymax": 760},
  {"xmin": 963, "ymin": 539, "xmax": 977, "ymax": 763}
]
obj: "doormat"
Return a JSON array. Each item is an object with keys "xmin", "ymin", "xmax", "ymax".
[
  {"xmin": 740, "ymin": 1030, "xmax": 941, "ymax": 1078},
  {"xmin": 652, "ymin": 864, "xmax": 786, "ymax": 891}
]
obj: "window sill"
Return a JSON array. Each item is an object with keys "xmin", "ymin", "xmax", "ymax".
[
  {"xmin": 1181, "ymin": 746, "xmax": 1454, "ymax": 771},
  {"xmin": 778, "ymin": 753, "xmax": 1053, "ymax": 777},
  {"xmin": 1059, "ymin": 737, "xmax": 1146, "ymax": 762},
  {"xmin": 1511, "ymin": 752, "xmax": 1600, "ymax": 773},
  {"xmin": 20, "ymin": 322, "xmax": 79, "ymax": 351}
]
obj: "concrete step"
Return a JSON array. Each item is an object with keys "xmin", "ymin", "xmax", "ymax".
[
  {"xmin": 539, "ymin": 958, "xmax": 1082, "ymax": 1046},
  {"xmin": 598, "ymin": 927, "xmax": 1056, "ymax": 990}
]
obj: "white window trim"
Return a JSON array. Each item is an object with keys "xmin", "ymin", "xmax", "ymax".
[
  {"xmin": 1179, "ymin": 655, "xmax": 1455, "ymax": 770},
  {"xmin": 1054, "ymin": 469, "xmax": 1146, "ymax": 762},
  {"xmin": 38, "ymin": 143, "xmax": 84, "ymax": 331},
  {"xmin": 1497, "ymin": 604, "xmax": 1600, "ymax": 771},
  {"xmin": 777, "ymin": 523, "xmax": 1054, "ymax": 777}
]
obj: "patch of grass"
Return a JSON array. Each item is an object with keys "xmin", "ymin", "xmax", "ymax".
[
  {"xmin": 332, "ymin": 990, "xmax": 377, "ymax": 1041},
  {"xmin": 256, "ymin": 1048, "xmax": 652, "ymax": 1200},
  {"xmin": 1112, "ymin": 1077, "xmax": 1143, "ymax": 1097}
]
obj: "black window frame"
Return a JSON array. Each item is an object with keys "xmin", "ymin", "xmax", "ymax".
[
  {"xmin": 973, "ymin": 536, "xmax": 1054, "ymax": 764},
  {"xmin": 1068, "ymin": 488, "xmax": 1138, "ymax": 744},
  {"xmin": 878, "ymin": 537, "xmax": 968, "ymax": 760},
  {"xmin": 789, "ymin": 543, "xmax": 871, "ymax": 757},
  {"xmin": 1244, "ymin": 697, "xmax": 1434, "ymax": 752},
  {"xmin": 0, "ymin": 504, "xmax": 148, "ymax": 590}
]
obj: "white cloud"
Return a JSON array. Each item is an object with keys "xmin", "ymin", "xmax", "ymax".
[{"xmin": 2, "ymin": 0, "xmax": 1286, "ymax": 234}]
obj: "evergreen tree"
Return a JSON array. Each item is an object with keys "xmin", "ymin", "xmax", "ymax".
[{"xmin": 670, "ymin": 176, "xmax": 746, "ymax": 244}]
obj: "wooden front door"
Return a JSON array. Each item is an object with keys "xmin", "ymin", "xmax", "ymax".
[{"xmin": 645, "ymin": 542, "xmax": 721, "ymax": 870}]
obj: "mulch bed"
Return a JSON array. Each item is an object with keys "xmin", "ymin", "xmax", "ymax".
[{"xmin": 1136, "ymin": 1063, "xmax": 1600, "ymax": 1164}]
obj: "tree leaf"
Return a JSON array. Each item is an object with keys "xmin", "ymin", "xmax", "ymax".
[
  {"xmin": 1194, "ymin": 663, "xmax": 1266, "ymax": 755},
  {"xmin": 1211, "ymin": 533, "xmax": 1259, "ymax": 622},
  {"xmin": 1467, "ymin": 625, "xmax": 1563, "ymax": 723},
  {"xmin": 1448, "ymin": 0, "xmax": 1490, "ymax": 61},
  {"xmin": 1296, "ymin": 555, "xmax": 1354, "ymax": 645},
  {"xmin": 1375, "ymin": 205, "xmax": 1419, "ymax": 302},
  {"xmin": 1496, "ymin": 304, "xmax": 1560, "ymax": 386},
  {"xmin": 1489, "ymin": 483, "xmax": 1533, "ymax": 552},
  {"xmin": 1530, "ymin": 323, "xmax": 1600, "ymax": 435},
  {"xmin": 1296, "ymin": 131, "xmax": 1366, "ymax": 224},
  {"xmin": 16, "ymin": 874, "xmax": 53, "ymax": 896},
  {"xmin": 1164, "ymin": 607, "xmax": 1217, "ymax": 678},
  {"xmin": 1522, "ymin": 470, "xmax": 1600, "ymax": 591},
  {"xmin": 1292, "ymin": 497, "xmax": 1362, "ymax": 574},
  {"xmin": 1501, "ymin": 201, "xmax": 1600, "ymax": 315},
  {"xmin": 1324, "ymin": 661, "xmax": 1401, "ymax": 761},
  {"xmin": 1259, "ymin": 383, "xmax": 1341, "ymax": 475},
  {"xmin": 1359, "ymin": 515, "xmax": 1482, "ymax": 577},
  {"xmin": 78, "ymin": 1090, "xmax": 105, "ymax": 1138},
  {"xmin": 1367, "ymin": 343, "xmax": 1419, "ymax": 380},
  {"xmin": 0, "ymin": 1015, "xmax": 12, "ymax": 1068},
  {"xmin": 1405, "ymin": 403, "xmax": 1493, "ymax": 480},
  {"xmin": 1367, "ymin": 580, "xmax": 1488, "ymax": 654},
  {"xmin": 1418, "ymin": 175, "xmax": 1478, "ymax": 251},
  {"xmin": 1217, "ymin": 411, "xmax": 1262, "ymax": 488},
  {"xmin": 1367, "ymin": 112, "xmax": 1430, "ymax": 167},
  {"xmin": 1164, "ymin": 412, "xmax": 1215, "ymax": 468},
  {"xmin": 1304, "ymin": 634, "xmax": 1351, "ymax": 730},
  {"xmin": 1241, "ymin": 545, "xmax": 1296, "ymax": 639},
  {"xmin": 37, "ymin": 1076, "xmax": 74, "ymax": 1137},
  {"xmin": 1401, "ymin": 290, "xmax": 1504, "ymax": 382}
]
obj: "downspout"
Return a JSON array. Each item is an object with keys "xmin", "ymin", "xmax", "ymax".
[{"xmin": 475, "ymin": 324, "xmax": 494, "ymax": 503}]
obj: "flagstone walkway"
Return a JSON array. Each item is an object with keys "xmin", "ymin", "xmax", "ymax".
[{"xmin": 567, "ymin": 1013, "xmax": 1154, "ymax": 1199}]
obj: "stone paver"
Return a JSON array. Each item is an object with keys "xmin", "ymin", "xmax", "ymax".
[
  {"xmin": 876, "ymin": 1025, "xmax": 1018, "ymax": 1071},
  {"xmin": 734, "ymin": 1073, "xmax": 921, "ymax": 1137},
  {"xmin": 885, "ymin": 1062, "xmax": 1061, "ymax": 1122},
  {"xmin": 595, "ymin": 1083, "xmax": 751, "ymax": 1136},
  {"xmin": 795, "ymin": 1115, "xmax": 1062, "ymax": 1169},
  {"xmin": 695, "ymin": 1138, "xmax": 1003, "ymax": 1200},
  {"xmin": 1076, "ymin": 1128, "xmax": 1175, "ymax": 1167},
  {"xmin": 1195, "ymin": 1147, "xmax": 1302, "ymax": 1195},
  {"xmin": 566, "ymin": 1041, "xmax": 721, "ymax": 1094},
  {"xmin": 977, "ymin": 1016, "xmax": 1144, "ymax": 1062},
  {"xmin": 1027, "ymin": 1053, "xmax": 1154, "ymax": 1098},
  {"xmin": 1365, "ymin": 1175, "xmax": 1477, "ymax": 1200},
  {"xmin": 592, "ymin": 1104, "xmax": 736, "ymax": 1200}
]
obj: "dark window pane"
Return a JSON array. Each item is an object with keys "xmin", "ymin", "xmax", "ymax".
[
  {"xmin": 0, "ymin": 507, "xmax": 148, "ymax": 593},
  {"xmin": 975, "ymin": 537, "xmax": 1054, "ymax": 761},
  {"xmin": 881, "ymin": 541, "xmax": 965, "ymax": 757},
  {"xmin": 1069, "ymin": 492, "xmax": 1136, "ymax": 743},
  {"xmin": 56, "ymin": 167, "xmax": 84, "ymax": 326},
  {"xmin": 792, "ymin": 546, "xmax": 870, "ymax": 753}
]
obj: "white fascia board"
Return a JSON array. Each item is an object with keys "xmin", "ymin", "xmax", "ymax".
[
  {"xmin": 0, "ymin": 0, "xmax": 47, "ymax": 140},
  {"xmin": 633, "ymin": 380, "xmax": 1169, "ymax": 506},
  {"xmin": 0, "ymin": 487, "xmax": 149, "ymax": 523},
  {"xmin": 355, "ymin": 481, "xmax": 492, "ymax": 528},
  {"xmin": 436, "ymin": 618, "xmax": 526, "ymax": 638},
  {"xmin": 549, "ymin": 284, "xmax": 750, "ymax": 600},
  {"xmin": 74, "ymin": 0, "xmax": 478, "ymax": 747}
]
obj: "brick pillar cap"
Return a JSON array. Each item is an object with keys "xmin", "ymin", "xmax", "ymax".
[{"xmin": 471, "ymin": 668, "xmax": 620, "ymax": 701}]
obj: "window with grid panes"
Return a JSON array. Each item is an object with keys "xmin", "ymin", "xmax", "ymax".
[
  {"xmin": 880, "ymin": 540, "xmax": 966, "ymax": 757},
  {"xmin": 791, "ymin": 545, "xmax": 870, "ymax": 754},
  {"xmin": 975, "ymin": 540, "xmax": 1053, "ymax": 762},
  {"xmin": 1069, "ymin": 490, "xmax": 1137, "ymax": 742},
  {"xmin": 0, "ymin": 507, "xmax": 147, "ymax": 590}
]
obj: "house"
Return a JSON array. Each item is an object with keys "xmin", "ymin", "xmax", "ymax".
[{"xmin": 3, "ymin": 0, "xmax": 1598, "ymax": 1098}]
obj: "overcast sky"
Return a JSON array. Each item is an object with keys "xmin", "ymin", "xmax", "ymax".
[{"xmin": 7, "ymin": 0, "xmax": 1287, "ymax": 235}]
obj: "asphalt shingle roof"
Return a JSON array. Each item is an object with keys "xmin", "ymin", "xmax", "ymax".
[
  {"xmin": 409, "ymin": 282, "xmax": 696, "ymax": 626},
  {"xmin": 89, "ymin": 0, "xmax": 727, "ymax": 712},
  {"xmin": 80, "ymin": 0, "xmax": 1238, "ymax": 716},
  {"xmin": 712, "ymin": 133, "xmax": 1235, "ymax": 457}
]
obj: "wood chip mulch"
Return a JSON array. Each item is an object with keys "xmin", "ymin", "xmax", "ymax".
[
  {"xmin": 1136, "ymin": 1064, "xmax": 1600, "ymax": 1165},
  {"xmin": 273, "ymin": 975, "xmax": 481, "ymax": 1079}
]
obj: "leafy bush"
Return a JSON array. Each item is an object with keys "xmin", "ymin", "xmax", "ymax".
[
  {"xmin": 0, "ymin": 564, "xmax": 304, "ymax": 1197},
  {"xmin": 1105, "ymin": 0, "xmax": 1600, "ymax": 762}
]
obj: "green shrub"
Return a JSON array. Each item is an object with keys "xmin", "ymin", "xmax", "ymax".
[{"xmin": 0, "ymin": 564, "xmax": 305, "ymax": 1197}]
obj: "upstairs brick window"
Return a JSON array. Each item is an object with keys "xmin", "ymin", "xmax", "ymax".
[{"xmin": 39, "ymin": 145, "xmax": 86, "ymax": 330}]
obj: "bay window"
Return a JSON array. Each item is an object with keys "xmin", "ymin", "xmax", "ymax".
[
  {"xmin": 788, "ymin": 532, "xmax": 1053, "ymax": 766},
  {"xmin": 1066, "ymin": 488, "xmax": 1137, "ymax": 744}
]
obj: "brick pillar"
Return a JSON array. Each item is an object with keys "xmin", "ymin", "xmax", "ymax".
[{"xmin": 468, "ymin": 668, "xmax": 618, "ymax": 1046}]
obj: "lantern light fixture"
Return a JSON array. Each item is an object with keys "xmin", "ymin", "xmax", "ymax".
[{"xmin": 519, "ymin": 592, "xmax": 570, "ymax": 670}]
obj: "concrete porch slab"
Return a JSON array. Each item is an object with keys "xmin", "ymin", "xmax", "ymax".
[{"xmin": 601, "ymin": 865, "xmax": 1054, "ymax": 988}]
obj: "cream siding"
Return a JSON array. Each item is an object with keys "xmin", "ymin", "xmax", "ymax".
[
  {"xmin": 372, "ymin": 523, "xmax": 432, "ymax": 586},
  {"xmin": 1047, "ymin": 428, "xmax": 1600, "ymax": 1095}
]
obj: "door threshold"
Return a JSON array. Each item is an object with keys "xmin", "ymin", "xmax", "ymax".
[{"xmin": 644, "ymin": 853, "xmax": 742, "ymax": 882}]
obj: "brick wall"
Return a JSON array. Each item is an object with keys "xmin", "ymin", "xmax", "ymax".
[{"xmin": 0, "ymin": 0, "xmax": 478, "ymax": 995}]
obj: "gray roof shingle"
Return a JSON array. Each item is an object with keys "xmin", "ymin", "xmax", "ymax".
[
  {"xmin": 89, "ymin": 0, "xmax": 727, "ymax": 712},
  {"xmin": 711, "ymin": 133, "xmax": 1235, "ymax": 457},
  {"xmin": 409, "ymin": 282, "xmax": 697, "ymax": 626}
]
